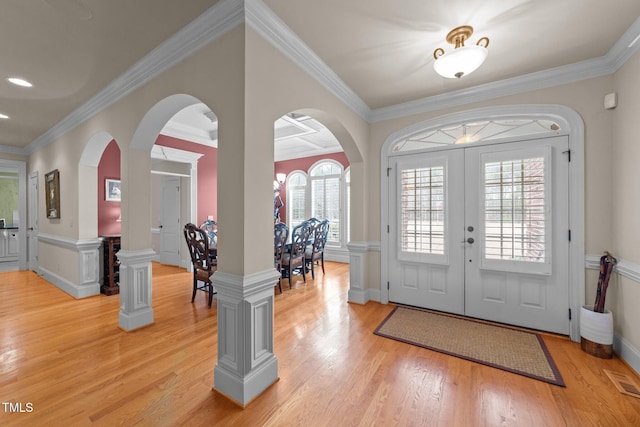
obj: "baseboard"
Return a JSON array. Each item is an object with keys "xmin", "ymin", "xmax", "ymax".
[
  {"xmin": 614, "ymin": 333, "xmax": 640, "ymax": 376},
  {"xmin": 39, "ymin": 266, "xmax": 100, "ymax": 299}
]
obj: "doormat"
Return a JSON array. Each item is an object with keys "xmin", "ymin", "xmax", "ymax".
[
  {"xmin": 374, "ymin": 306, "xmax": 565, "ymax": 386},
  {"xmin": 604, "ymin": 370, "xmax": 640, "ymax": 398}
]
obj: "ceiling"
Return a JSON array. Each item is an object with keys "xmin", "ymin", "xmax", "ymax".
[{"xmin": 2, "ymin": 0, "xmax": 640, "ymax": 159}]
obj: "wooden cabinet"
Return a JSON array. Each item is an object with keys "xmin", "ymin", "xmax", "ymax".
[{"xmin": 101, "ymin": 235, "xmax": 121, "ymax": 295}]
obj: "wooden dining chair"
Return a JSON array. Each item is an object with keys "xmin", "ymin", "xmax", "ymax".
[
  {"xmin": 183, "ymin": 223, "xmax": 217, "ymax": 307},
  {"xmin": 281, "ymin": 220, "xmax": 311, "ymax": 288},
  {"xmin": 273, "ymin": 222, "xmax": 289, "ymax": 293},
  {"xmin": 305, "ymin": 219, "xmax": 330, "ymax": 279}
]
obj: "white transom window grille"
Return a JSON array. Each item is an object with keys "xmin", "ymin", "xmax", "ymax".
[{"xmin": 393, "ymin": 118, "xmax": 561, "ymax": 152}]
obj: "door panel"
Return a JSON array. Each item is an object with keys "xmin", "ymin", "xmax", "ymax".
[
  {"xmin": 388, "ymin": 136, "xmax": 570, "ymax": 334},
  {"xmin": 464, "ymin": 137, "xmax": 569, "ymax": 334},
  {"xmin": 388, "ymin": 150, "xmax": 465, "ymax": 314}
]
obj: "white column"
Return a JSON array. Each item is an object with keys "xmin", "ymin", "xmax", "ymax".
[
  {"xmin": 213, "ymin": 268, "xmax": 280, "ymax": 405},
  {"xmin": 118, "ymin": 249, "xmax": 155, "ymax": 331}
]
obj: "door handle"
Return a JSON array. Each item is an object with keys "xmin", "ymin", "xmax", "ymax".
[{"xmin": 461, "ymin": 237, "xmax": 474, "ymax": 244}]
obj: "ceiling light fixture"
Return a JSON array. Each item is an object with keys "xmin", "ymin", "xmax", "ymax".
[
  {"xmin": 7, "ymin": 77, "xmax": 33, "ymax": 87},
  {"xmin": 0, "ymin": 113, "xmax": 8, "ymax": 119},
  {"xmin": 433, "ymin": 26, "xmax": 489, "ymax": 79}
]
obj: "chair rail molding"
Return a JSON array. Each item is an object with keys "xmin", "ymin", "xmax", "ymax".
[{"xmin": 37, "ymin": 233, "xmax": 101, "ymax": 298}]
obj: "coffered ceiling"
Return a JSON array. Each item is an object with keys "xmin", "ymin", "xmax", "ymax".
[{"xmin": 2, "ymin": 0, "xmax": 640, "ymax": 158}]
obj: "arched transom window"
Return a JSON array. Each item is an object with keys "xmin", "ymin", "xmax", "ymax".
[{"xmin": 393, "ymin": 118, "xmax": 561, "ymax": 152}]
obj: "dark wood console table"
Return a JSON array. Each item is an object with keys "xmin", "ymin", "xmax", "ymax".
[{"xmin": 101, "ymin": 235, "xmax": 121, "ymax": 295}]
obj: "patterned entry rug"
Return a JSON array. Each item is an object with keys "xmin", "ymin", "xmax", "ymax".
[{"xmin": 374, "ymin": 306, "xmax": 565, "ymax": 387}]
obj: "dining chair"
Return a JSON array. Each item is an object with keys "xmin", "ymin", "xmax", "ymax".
[
  {"xmin": 305, "ymin": 219, "xmax": 330, "ymax": 279},
  {"xmin": 273, "ymin": 222, "xmax": 289, "ymax": 293},
  {"xmin": 281, "ymin": 220, "xmax": 311, "ymax": 288},
  {"xmin": 183, "ymin": 223, "xmax": 217, "ymax": 307}
]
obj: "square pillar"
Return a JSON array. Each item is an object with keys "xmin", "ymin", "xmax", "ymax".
[
  {"xmin": 118, "ymin": 249, "xmax": 155, "ymax": 331},
  {"xmin": 213, "ymin": 268, "xmax": 280, "ymax": 406}
]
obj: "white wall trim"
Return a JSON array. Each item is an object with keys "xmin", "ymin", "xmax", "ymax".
[
  {"xmin": 614, "ymin": 334, "xmax": 640, "ymax": 376},
  {"xmin": 585, "ymin": 254, "xmax": 640, "ymax": 283},
  {"xmin": 37, "ymin": 234, "xmax": 102, "ymax": 298},
  {"xmin": 39, "ymin": 266, "xmax": 100, "ymax": 299}
]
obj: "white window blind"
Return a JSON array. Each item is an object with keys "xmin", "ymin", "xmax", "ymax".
[
  {"xmin": 311, "ymin": 163, "xmax": 341, "ymax": 243},
  {"xmin": 287, "ymin": 172, "xmax": 307, "ymax": 228},
  {"xmin": 400, "ymin": 166, "xmax": 445, "ymax": 255},
  {"xmin": 484, "ymin": 157, "xmax": 545, "ymax": 262}
]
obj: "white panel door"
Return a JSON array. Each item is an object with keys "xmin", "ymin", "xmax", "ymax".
[
  {"xmin": 160, "ymin": 176, "xmax": 181, "ymax": 266},
  {"xmin": 388, "ymin": 136, "xmax": 570, "ymax": 334},
  {"xmin": 388, "ymin": 150, "xmax": 466, "ymax": 314},
  {"xmin": 464, "ymin": 137, "xmax": 570, "ymax": 334}
]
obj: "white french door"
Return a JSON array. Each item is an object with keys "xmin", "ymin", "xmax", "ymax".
[{"xmin": 388, "ymin": 136, "xmax": 570, "ymax": 334}]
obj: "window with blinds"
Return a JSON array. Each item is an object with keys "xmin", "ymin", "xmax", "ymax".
[
  {"xmin": 287, "ymin": 172, "xmax": 307, "ymax": 228},
  {"xmin": 400, "ymin": 166, "xmax": 445, "ymax": 255},
  {"xmin": 483, "ymin": 156, "xmax": 545, "ymax": 263},
  {"xmin": 310, "ymin": 163, "xmax": 341, "ymax": 243}
]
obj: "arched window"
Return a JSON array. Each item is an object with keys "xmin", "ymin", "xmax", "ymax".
[
  {"xmin": 310, "ymin": 161, "xmax": 343, "ymax": 244},
  {"xmin": 286, "ymin": 171, "xmax": 308, "ymax": 228}
]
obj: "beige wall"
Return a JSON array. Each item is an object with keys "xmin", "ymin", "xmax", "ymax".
[{"xmin": 610, "ymin": 51, "xmax": 640, "ymax": 349}]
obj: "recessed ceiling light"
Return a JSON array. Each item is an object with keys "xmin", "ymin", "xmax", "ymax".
[
  {"xmin": 7, "ymin": 77, "xmax": 33, "ymax": 88},
  {"xmin": 0, "ymin": 113, "xmax": 9, "ymax": 119}
]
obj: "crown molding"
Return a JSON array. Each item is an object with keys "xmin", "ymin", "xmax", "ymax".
[
  {"xmin": 24, "ymin": 0, "xmax": 244, "ymax": 155},
  {"xmin": 15, "ymin": 2, "xmax": 640, "ymax": 155},
  {"xmin": 0, "ymin": 144, "xmax": 28, "ymax": 156},
  {"xmin": 244, "ymin": 0, "xmax": 371, "ymax": 120}
]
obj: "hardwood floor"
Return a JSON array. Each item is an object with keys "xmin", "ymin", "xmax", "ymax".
[{"xmin": 1, "ymin": 262, "xmax": 639, "ymax": 426}]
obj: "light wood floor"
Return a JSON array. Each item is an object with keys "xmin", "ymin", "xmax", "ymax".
[{"xmin": 1, "ymin": 263, "xmax": 640, "ymax": 426}]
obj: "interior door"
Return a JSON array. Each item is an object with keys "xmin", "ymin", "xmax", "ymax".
[
  {"xmin": 388, "ymin": 136, "xmax": 570, "ymax": 334},
  {"xmin": 160, "ymin": 176, "xmax": 181, "ymax": 266},
  {"xmin": 28, "ymin": 171, "xmax": 39, "ymax": 271}
]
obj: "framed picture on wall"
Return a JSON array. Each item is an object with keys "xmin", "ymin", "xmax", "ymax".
[
  {"xmin": 105, "ymin": 179, "xmax": 121, "ymax": 202},
  {"xmin": 46, "ymin": 169, "xmax": 60, "ymax": 219}
]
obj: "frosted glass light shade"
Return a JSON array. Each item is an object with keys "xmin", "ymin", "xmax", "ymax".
[{"xmin": 434, "ymin": 45, "xmax": 488, "ymax": 79}]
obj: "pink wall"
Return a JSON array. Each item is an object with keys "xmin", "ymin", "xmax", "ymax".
[
  {"xmin": 97, "ymin": 140, "xmax": 121, "ymax": 236},
  {"xmin": 274, "ymin": 152, "xmax": 349, "ymax": 224},
  {"xmin": 155, "ymin": 135, "xmax": 218, "ymax": 225},
  {"xmin": 96, "ymin": 136, "xmax": 344, "ymax": 233}
]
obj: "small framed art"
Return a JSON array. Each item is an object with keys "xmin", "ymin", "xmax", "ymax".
[
  {"xmin": 105, "ymin": 179, "xmax": 121, "ymax": 202},
  {"xmin": 46, "ymin": 169, "xmax": 60, "ymax": 219}
]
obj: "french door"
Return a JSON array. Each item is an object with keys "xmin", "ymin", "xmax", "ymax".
[{"xmin": 388, "ymin": 136, "xmax": 570, "ymax": 334}]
